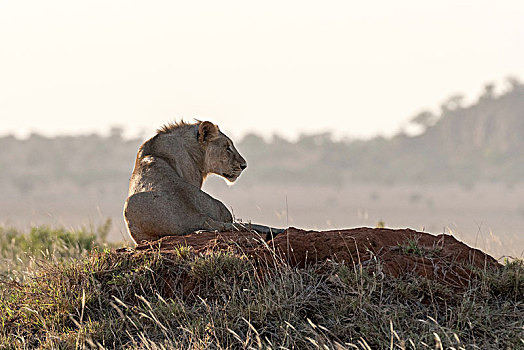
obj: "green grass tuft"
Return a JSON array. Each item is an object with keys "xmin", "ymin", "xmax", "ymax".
[{"xmin": 0, "ymin": 219, "xmax": 114, "ymax": 281}]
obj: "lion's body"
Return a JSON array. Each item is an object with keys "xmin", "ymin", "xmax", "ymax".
[{"xmin": 124, "ymin": 121, "xmax": 246, "ymax": 243}]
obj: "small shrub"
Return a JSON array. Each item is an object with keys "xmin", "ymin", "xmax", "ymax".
[{"xmin": 398, "ymin": 237, "xmax": 442, "ymax": 258}]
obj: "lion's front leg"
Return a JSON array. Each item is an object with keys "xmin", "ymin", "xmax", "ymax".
[
  {"xmin": 198, "ymin": 219, "xmax": 284, "ymax": 240},
  {"xmin": 247, "ymin": 223, "xmax": 286, "ymax": 240},
  {"xmin": 224, "ymin": 222, "xmax": 285, "ymax": 240}
]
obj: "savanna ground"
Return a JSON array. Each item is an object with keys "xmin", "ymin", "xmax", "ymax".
[{"xmin": 0, "ymin": 223, "xmax": 522, "ymax": 349}]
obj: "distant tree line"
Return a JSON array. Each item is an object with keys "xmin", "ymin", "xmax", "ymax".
[
  {"xmin": 240, "ymin": 77, "xmax": 524, "ymax": 188},
  {"xmin": 1, "ymin": 77, "xmax": 523, "ymax": 195}
]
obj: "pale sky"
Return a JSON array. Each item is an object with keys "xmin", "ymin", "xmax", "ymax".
[{"xmin": 1, "ymin": 0, "xmax": 523, "ymax": 140}]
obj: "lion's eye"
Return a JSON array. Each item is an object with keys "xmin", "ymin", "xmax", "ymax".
[{"xmin": 226, "ymin": 145, "xmax": 233, "ymax": 152}]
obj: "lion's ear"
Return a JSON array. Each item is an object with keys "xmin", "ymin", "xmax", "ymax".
[{"xmin": 198, "ymin": 121, "xmax": 219, "ymax": 144}]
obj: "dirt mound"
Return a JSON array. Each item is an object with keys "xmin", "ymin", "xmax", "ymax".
[{"xmin": 134, "ymin": 227, "xmax": 500, "ymax": 289}]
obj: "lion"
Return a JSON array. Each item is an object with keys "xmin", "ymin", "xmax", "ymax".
[{"xmin": 123, "ymin": 120, "xmax": 284, "ymax": 244}]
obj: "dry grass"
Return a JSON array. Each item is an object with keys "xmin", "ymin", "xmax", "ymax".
[
  {"xmin": 0, "ymin": 227, "xmax": 522, "ymax": 349},
  {"xmin": 0, "ymin": 220, "xmax": 113, "ymax": 282}
]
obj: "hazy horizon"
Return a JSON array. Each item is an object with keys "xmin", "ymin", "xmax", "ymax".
[
  {"xmin": 0, "ymin": 75, "xmax": 520, "ymax": 142},
  {"xmin": 1, "ymin": 1, "xmax": 524, "ymax": 140}
]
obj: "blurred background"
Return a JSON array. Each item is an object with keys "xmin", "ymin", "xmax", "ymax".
[{"xmin": 1, "ymin": 1, "xmax": 523, "ymax": 258}]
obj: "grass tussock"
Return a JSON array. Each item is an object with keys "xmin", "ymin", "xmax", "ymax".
[
  {"xmin": 0, "ymin": 227, "xmax": 523, "ymax": 349},
  {"xmin": 0, "ymin": 220, "xmax": 113, "ymax": 281}
]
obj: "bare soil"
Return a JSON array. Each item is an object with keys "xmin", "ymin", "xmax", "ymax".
[{"xmin": 132, "ymin": 227, "xmax": 500, "ymax": 291}]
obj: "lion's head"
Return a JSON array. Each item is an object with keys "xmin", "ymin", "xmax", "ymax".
[{"xmin": 198, "ymin": 121, "xmax": 247, "ymax": 182}]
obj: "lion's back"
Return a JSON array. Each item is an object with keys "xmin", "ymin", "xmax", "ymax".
[{"xmin": 124, "ymin": 154, "xmax": 232, "ymax": 242}]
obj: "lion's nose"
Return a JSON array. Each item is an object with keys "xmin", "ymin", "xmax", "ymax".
[{"xmin": 240, "ymin": 163, "xmax": 247, "ymax": 170}]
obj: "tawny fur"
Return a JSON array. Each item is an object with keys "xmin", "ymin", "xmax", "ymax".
[{"xmin": 123, "ymin": 120, "xmax": 251, "ymax": 243}]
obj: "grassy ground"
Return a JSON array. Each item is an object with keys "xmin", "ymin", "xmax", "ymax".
[
  {"xmin": 0, "ymin": 219, "xmax": 113, "ymax": 281},
  {"xmin": 0, "ymin": 225, "xmax": 522, "ymax": 349}
]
